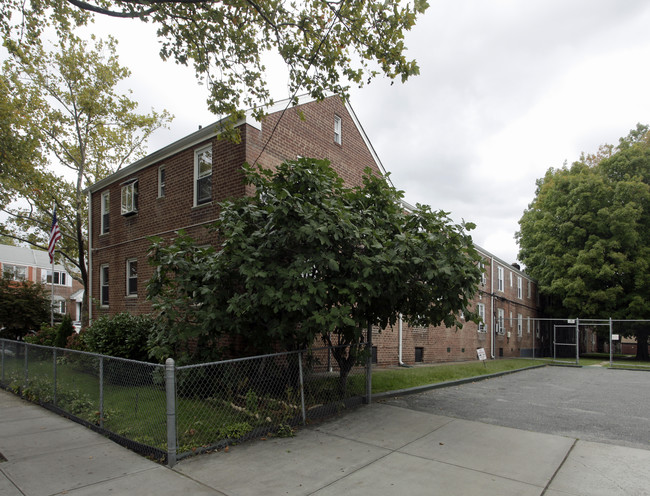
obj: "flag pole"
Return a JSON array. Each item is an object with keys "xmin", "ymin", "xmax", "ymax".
[{"xmin": 51, "ymin": 203, "xmax": 55, "ymax": 327}]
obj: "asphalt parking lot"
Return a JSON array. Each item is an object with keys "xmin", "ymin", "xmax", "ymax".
[{"xmin": 382, "ymin": 365, "xmax": 650, "ymax": 450}]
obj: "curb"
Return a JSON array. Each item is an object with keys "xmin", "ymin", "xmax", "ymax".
[{"xmin": 372, "ymin": 363, "xmax": 547, "ymax": 401}]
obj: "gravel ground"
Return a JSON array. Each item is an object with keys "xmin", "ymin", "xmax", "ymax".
[{"xmin": 381, "ymin": 365, "xmax": 650, "ymax": 450}]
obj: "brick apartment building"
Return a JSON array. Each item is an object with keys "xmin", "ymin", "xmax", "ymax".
[
  {"xmin": 0, "ymin": 244, "xmax": 84, "ymax": 322},
  {"xmin": 87, "ymin": 95, "xmax": 541, "ymax": 365}
]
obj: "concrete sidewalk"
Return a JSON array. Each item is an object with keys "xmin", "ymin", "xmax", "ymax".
[{"xmin": 2, "ymin": 389, "xmax": 649, "ymax": 496}]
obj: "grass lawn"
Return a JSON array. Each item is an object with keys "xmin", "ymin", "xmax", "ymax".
[{"xmin": 370, "ymin": 358, "xmax": 546, "ymax": 394}]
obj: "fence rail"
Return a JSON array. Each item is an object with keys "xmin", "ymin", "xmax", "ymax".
[{"xmin": 0, "ymin": 339, "xmax": 369, "ymax": 466}]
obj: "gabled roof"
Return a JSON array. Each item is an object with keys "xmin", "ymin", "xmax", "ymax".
[
  {"xmin": 0, "ymin": 244, "xmax": 66, "ymax": 271},
  {"xmin": 86, "ymin": 95, "xmax": 391, "ymax": 194}
]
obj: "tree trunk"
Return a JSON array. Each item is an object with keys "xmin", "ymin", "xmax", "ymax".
[{"xmin": 635, "ymin": 329, "xmax": 649, "ymax": 361}]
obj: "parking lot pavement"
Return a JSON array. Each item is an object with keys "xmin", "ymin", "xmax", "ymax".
[{"xmin": 382, "ymin": 366, "xmax": 650, "ymax": 450}]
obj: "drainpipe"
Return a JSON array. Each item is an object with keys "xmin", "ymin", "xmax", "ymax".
[
  {"xmin": 398, "ymin": 314, "xmax": 411, "ymax": 367},
  {"xmin": 490, "ymin": 256, "xmax": 495, "ymax": 359},
  {"xmin": 87, "ymin": 190, "xmax": 93, "ymax": 324}
]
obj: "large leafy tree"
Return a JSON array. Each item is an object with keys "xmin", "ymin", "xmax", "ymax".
[
  {"xmin": 0, "ymin": 275, "xmax": 50, "ymax": 340},
  {"xmin": 1, "ymin": 0, "xmax": 428, "ymax": 125},
  {"xmin": 0, "ymin": 31, "xmax": 172, "ymax": 325},
  {"xmin": 517, "ymin": 124, "xmax": 650, "ymax": 360},
  {"xmin": 148, "ymin": 158, "xmax": 482, "ymax": 390}
]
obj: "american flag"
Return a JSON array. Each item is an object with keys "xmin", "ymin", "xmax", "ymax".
[{"xmin": 48, "ymin": 208, "xmax": 62, "ymax": 264}]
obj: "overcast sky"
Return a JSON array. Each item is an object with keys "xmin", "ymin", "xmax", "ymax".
[{"xmin": 86, "ymin": 0, "xmax": 650, "ymax": 266}]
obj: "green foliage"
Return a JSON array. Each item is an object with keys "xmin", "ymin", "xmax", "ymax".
[
  {"xmin": 148, "ymin": 158, "xmax": 482, "ymax": 383},
  {"xmin": 0, "ymin": 275, "xmax": 50, "ymax": 339},
  {"xmin": 84, "ymin": 312, "xmax": 154, "ymax": 361},
  {"xmin": 24, "ymin": 323, "xmax": 58, "ymax": 346},
  {"xmin": 1, "ymin": 0, "xmax": 427, "ymax": 132},
  {"xmin": 518, "ymin": 124, "xmax": 650, "ymax": 359},
  {"xmin": 55, "ymin": 314, "xmax": 75, "ymax": 348},
  {"xmin": 0, "ymin": 25, "xmax": 172, "ymax": 325}
]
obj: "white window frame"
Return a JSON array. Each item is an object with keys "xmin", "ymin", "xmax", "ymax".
[
  {"xmin": 158, "ymin": 166, "xmax": 166, "ymax": 198},
  {"xmin": 509, "ymin": 311, "xmax": 513, "ymax": 330},
  {"xmin": 53, "ymin": 299, "xmax": 66, "ymax": 315},
  {"xmin": 517, "ymin": 276, "xmax": 523, "ymax": 299},
  {"xmin": 477, "ymin": 303, "xmax": 486, "ymax": 332},
  {"xmin": 194, "ymin": 146, "xmax": 213, "ymax": 206},
  {"xmin": 334, "ymin": 115, "xmax": 342, "ymax": 145},
  {"xmin": 45, "ymin": 270, "xmax": 68, "ymax": 286},
  {"xmin": 497, "ymin": 266, "xmax": 504, "ymax": 292},
  {"xmin": 510, "ymin": 271, "xmax": 513, "ymax": 287},
  {"xmin": 497, "ymin": 308, "xmax": 505, "ymax": 335},
  {"xmin": 527, "ymin": 280, "xmax": 532, "ymax": 298},
  {"xmin": 479, "ymin": 261, "xmax": 486, "ymax": 286},
  {"xmin": 3, "ymin": 264, "xmax": 27, "ymax": 281},
  {"xmin": 527, "ymin": 316, "xmax": 531, "ymax": 334},
  {"xmin": 126, "ymin": 259, "xmax": 138, "ymax": 297},
  {"xmin": 517, "ymin": 313, "xmax": 523, "ymax": 337},
  {"xmin": 121, "ymin": 180, "xmax": 138, "ymax": 216},
  {"xmin": 100, "ymin": 264, "xmax": 109, "ymax": 307},
  {"xmin": 101, "ymin": 191, "xmax": 110, "ymax": 234}
]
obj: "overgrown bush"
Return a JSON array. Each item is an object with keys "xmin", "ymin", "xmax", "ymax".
[
  {"xmin": 24, "ymin": 323, "xmax": 58, "ymax": 346},
  {"xmin": 84, "ymin": 312, "xmax": 154, "ymax": 361}
]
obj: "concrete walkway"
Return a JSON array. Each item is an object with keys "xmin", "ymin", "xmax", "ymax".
[{"xmin": 2, "ymin": 389, "xmax": 649, "ymax": 496}]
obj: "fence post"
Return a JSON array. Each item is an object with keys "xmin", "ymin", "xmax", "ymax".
[
  {"xmin": 165, "ymin": 358, "xmax": 177, "ymax": 468},
  {"xmin": 53, "ymin": 348, "xmax": 57, "ymax": 406},
  {"xmin": 609, "ymin": 317, "xmax": 613, "ymax": 367},
  {"xmin": 298, "ymin": 351, "xmax": 306, "ymax": 425},
  {"xmin": 365, "ymin": 322, "xmax": 372, "ymax": 405},
  {"xmin": 575, "ymin": 318, "xmax": 580, "ymax": 365},
  {"xmin": 24, "ymin": 343, "xmax": 29, "ymax": 389},
  {"xmin": 99, "ymin": 356, "xmax": 104, "ymax": 429}
]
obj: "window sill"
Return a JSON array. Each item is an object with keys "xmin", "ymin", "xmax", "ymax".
[{"xmin": 192, "ymin": 201, "xmax": 213, "ymax": 210}]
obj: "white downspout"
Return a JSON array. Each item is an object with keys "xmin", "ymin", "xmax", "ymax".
[
  {"xmin": 398, "ymin": 313, "xmax": 410, "ymax": 367},
  {"xmin": 490, "ymin": 256, "xmax": 495, "ymax": 359}
]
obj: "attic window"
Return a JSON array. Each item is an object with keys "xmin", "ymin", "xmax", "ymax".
[
  {"xmin": 334, "ymin": 115, "xmax": 342, "ymax": 145},
  {"xmin": 121, "ymin": 179, "xmax": 138, "ymax": 216}
]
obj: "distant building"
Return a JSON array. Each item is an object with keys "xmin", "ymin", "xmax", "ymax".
[{"xmin": 0, "ymin": 244, "xmax": 84, "ymax": 322}]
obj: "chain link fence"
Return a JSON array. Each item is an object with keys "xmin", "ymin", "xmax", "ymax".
[{"xmin": 0, "ymin": 339, "xmax": 368, "ymax": 466}]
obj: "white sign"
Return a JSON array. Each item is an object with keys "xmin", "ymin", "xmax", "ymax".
[
  {"xmin": 477, "ymin": 348, "xmax": 487, "ymax": 361},
  {"xmin": 612, "ymin": 334, "xmax": 620, "ymax": 341}
]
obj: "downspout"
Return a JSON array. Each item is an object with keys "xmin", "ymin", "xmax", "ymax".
[
  {"xmin": 87, "ymin": 190, "xmax": 93, "ymax": 324},
  {"xmin": 490, "ymin": 256, "xmax": 495, "ymax": 359},
  {"xmin": 398, "ymin": 313, "xmax": 411, "ymax": 367}
]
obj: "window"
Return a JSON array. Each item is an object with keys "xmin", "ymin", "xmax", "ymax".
[
  {"xmin": 517, "ymin": 314, "xmax": 523, "ymax": 337},
  {"xmin": 517, "ymin": 276, "xmax": 523, "ymax": 299},
  {"xmin": 479, "ymin": 261, "xmax": 486, "ymax": 286},
  {"xmin": 3, "ymin": 264, "xmax": 27, "ymax": 281},
  {"xmin": 100, "ymin": 265, "xmax": 109, "ymax": 307},
  {"xmin": 45, "ymin": 270, "xmax": 67, "ymax": 286},
  {"xmin": 527, "ymin": 280, "xmax": 531, "ymax": 298},
  {"xmin": 372, "ymin": 346, "xmax": 378, "ymax": 364},
  {"xmin": 126, "ymin": 259, "xmax": 137, "ymax": 296},
  {"xmin": 121, "ymin": 180, "xmax": 138, "ymax": 215},
  {"xmin": 477, "ymin": 303, "xmax": 486, "ymax": 332},
  {"xmin": 510, "ymin": 271, "xmax": 513, "ymax": 287},
  {"xmin": 497, "ymin": 308, "xmax": 505, "ymax": 335},
  {"xmin": 334, "ymin": 115, "xmax": 342, "ymax": 144},
  {"xmin": 53, "ymin": 299, "xmax": 66, "ymax": 314},
  {"xmin": 497, "ymin": 266, "xmax": 504, "ymax": 292},
  {"xmin": 527, "ymin": 316, "xmax": 531, "ymax": 334},
  {"xmin": 195, "ymin": 146, "xmax": 212, "ymax": 206},
  {"xmin": 415, "ymin": 347, "xmax": 424, "ymax": 363},
  {"xmin": 101, "ymin": 191, "xmax": 110, "ymax": 234},
  {"xmin": 158, "ymin": 166, "xmax": 166, "ymax": 198}
]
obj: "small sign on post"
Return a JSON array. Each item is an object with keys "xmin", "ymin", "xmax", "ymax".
[
  {"xmin": 612, "ymin": 334, "xmax": 620, "ymax": 341},
  {"xmin": 477, "ymin": 347, "xmax": 487, "ymax": 368}
]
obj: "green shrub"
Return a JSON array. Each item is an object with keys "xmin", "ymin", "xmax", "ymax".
[
  {"xmin": 84, "ymin": 312, "xmax": 154, "ymax": 361},
  {"xmin": 55, "ymin": 314, "xmax": 75, "ymax": 348},
  {"xmin": 24, "ymin": 323, "xmax": 58, "ymax": 346}
]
